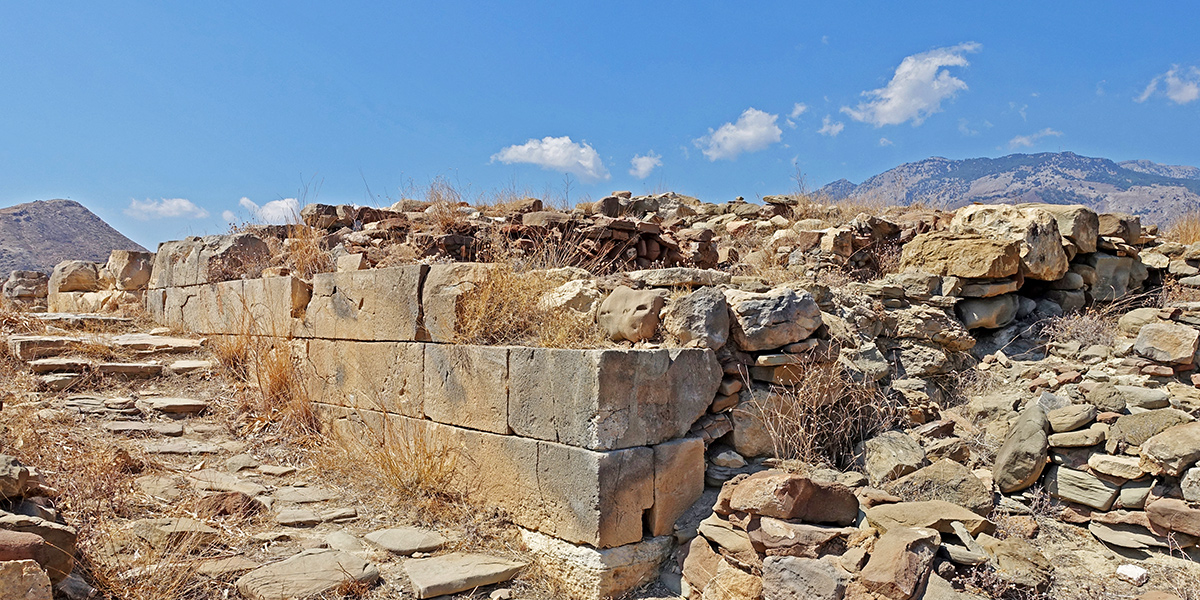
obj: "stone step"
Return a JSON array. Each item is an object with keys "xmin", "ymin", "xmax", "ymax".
[{"xmin": 31, "ymin": 313, "xmax": 133, "ymax": 330}]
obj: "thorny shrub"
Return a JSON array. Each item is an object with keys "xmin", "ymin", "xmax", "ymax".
[{"xmin": 743, "ymin": 362, "xmax": 903, "ymax": 469}]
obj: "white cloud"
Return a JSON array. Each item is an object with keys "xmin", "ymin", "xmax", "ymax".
[
  {"xmin": 221, "ymin": 210, "xmax": 237, "ymax": 223},
  {"xmin": 817, "ymin": 115, "xmax": 844, "ymax": 137},
  {"xmin": 238, "ymin": 197, "xmax": 301, "ymax": 224},
  {"xmin": 1009, "ymin": 102, "xmax": 1028, "ymax": 121},
  {"xmin": 1008, "ymin": 128, "xmax": 1063, "ymax": 149},
  {"xmin": 629, "ymin": 152, "xmax": 663, "ymax": 179},
  {"xmin": 878, "ymin": 137, "xmax": 893, "ymax": 147},
  {"xmin": 958, "ymin": 118, "xmax": 978, "ymax": 136},
  {"xmin": 490, "ymin": 136, "xmax": 610, "ymax": 181},
  {"xmin": 842, "ymin": 42, "xmax": 981, "ymax": 127},
  {"xmin": 789, "ymin": 103, "xmax": 808, "ymax": 119},
  {"xmin": 694, "ymin": 108, "xmax": 783, "ymax": 161},
  {"xmin": 124, "ymin": 198, "xmax": 209, "ymax": 220},
  {"xmin": 1137, "ymin": 65, "xmax": 1200, "ymax": 105}
]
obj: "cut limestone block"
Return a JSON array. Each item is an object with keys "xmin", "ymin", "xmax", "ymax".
[
  {"xmin": 423, "ymin": 344, "xmax": 509, "ymax": 434},
  {"xmin": 321, "ymin": 407, "xmax": 655, "ymax": 549},
  {"xmin": 520, "ymin": 529, "xmax": 671, "ymax": 600},
  {"xmin": 302, "ymin": 340, "xmax": 424, "ymax": 418},
  {"xmin": 508, "ymin": 347, "xmax": 721, "ymax": 450},
  {"xmin": 304, "ymin": 266, "xmax": 425, "ymax": 342}
]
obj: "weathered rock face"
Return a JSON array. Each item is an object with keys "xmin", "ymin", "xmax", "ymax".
[
  {"xmin": 1133, "ymin": 322, "xmax": 1200, "ymax": 365},
  {"xmin": 1044, "ymin": 465, "xmax": 1120, "ymax": 511},
  {"xmin": 950, "ymin": 204, "xmax": 1069, "ymax": 280},
  {"xmin": 858, "ymin": 526, "xmax": 939, "ymax": 600},
  {"xmin": 598, "ymin": 286, "xmax": 668, "ymax": 343},
  {"xmin": 899, "ymin": 231, "xmax": 1021, "ymax": 279},
  {"xmin": 723, "ymin": 288, "xmax": 822, "ymax": 352},
  {"xmin": 150, "ymin": 233, "xmax": 271, "ymax": 289},
  {"xmin": 1028, "ymin": 203, "xmax": 1099, "ymax": 253},
  {"xmin": 663, "ymin": 287, "xmax": 730, "ymax": 349},
  {"xmin": 0, "ymin": 560, "xmax": 51, "ymax": 600},
  {"xmin": 1140, "ymin": 422, "xmax": 1200, "ymax": 477},
  {"xmin": 1098, "ymin": 212, "xmax": 1141, "ymax": 245},
  {"xmin": 725, "ymin": 471, "xmax": 859, "ymax": 525},
  {"xmin": 862, "ymin": 431, "xmax": 927, "ymax": 486},
  {"xmin": 539, "ymin": 279, "xmax": 603, "ymax": 316},
  {"xmin": 993, "ymin": 405, "xmax": 1050, "ymax": 493},
  {"xmin": 2, "ymin": 271, "xmax": 48, "ymax": 309},
  {"xmin": 762, "ymin": 555, "xmax": 848, "ymax": 600},
  {"xmin": 48, "ymin": 260, "xmax": 99, "ymax": 294},
  {"xmin": 106, "ymin": 250, "xmax": 154, "ymax": 290},
  {"xmin": 885, "ymin": 459, "xmax": 994, "ymax": 516}
]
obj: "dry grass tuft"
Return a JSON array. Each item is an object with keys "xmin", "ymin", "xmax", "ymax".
[
  {"xmin": 1040, "ymin": 298, "xmax": 1132, "ymax": 349},
  {"xmin": 454, "ymin": 266, "xmax": 606, "ymax": 348},
  {"xmin": 1165, "ymin": 209, "xmax": 1200, "ymax": 245},
  {"xmin": 744, "ymin": 362, "xmax": 902, "ymax": 469},
  {"xmin": 282, "ymin": 223, "xmax": 335, "ymax": 279},
  {"xmin": 1160, "ymin": 275, "xmax": 1200, "ymax": 306},
  {"xmin": 325, "ymin": 412, "xmax": 464, "ymax": 519}
]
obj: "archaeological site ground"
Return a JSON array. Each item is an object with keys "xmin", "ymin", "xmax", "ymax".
[{"xmin": 4, "ymin": 192, "xmax": 1200, "ymax": 600}]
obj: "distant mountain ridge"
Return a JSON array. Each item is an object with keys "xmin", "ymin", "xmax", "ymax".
[
  {"xmin": 0, "ymin": 199, "xmax": 146, "ymax": 275},
  {"xmin": 818, "ymin": 152, "xmax": 1200, "ymax": 227}
]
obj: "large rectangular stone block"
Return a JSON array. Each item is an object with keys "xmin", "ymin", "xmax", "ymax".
[
  {"xmin": 242, "ymin": 276, "xmax": 311, "ymax": 337},
  {"xmin": 317, "ymin": 405, "xmax": 655, "ymax": 549},
  {"xmin": 303, "ymin": 265, "xmax": 425, "ymax": 341},
  {"xmin": 508, "ymin": 348, "xmax": 721, "ymax": 450},
  {"xmin": 646, "ymin": 437, "xmax": 706, "ymax": 537},
  {"xmin": 423, "ymin": 344, "xmax": 508, "ymax": 434},
  {"xmin": 304, "ymin": 340, "xmax": 424, "ymax": 418}
]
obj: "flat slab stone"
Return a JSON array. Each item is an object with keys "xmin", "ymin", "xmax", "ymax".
[
  {"xmin": 273, "ymin": 486, "xmax": 338, "ymax": 504},
  {"xmin": 27, "ymin": 357, "xmax": 93, "ymax": 374},
  {"xmin": 143, "ymin": 397, "xmax": 209, "ymax": 415},
  {"xmin": 169, "ymin": 359, "xmax": 213, "ymax": 374},
  {"xmin": 258, "ymin": 465, "xmax": 297, "ymax": 477},
  {"xmin": 187, "ymin": 469, "xmax": 267, "ymax": 496},
  {"xmin": 6, "ymin": 335, "xmax": 81, "ymax": 361},
  {"xmin": 111, "ymin": 333, "xmax": 203, "ymax": 354},
  {"xmin": 98, "ymin": 362, "xmax": 164, "ymax": 378},
  {"xmin": 403, "ymin": 552, "xmax": 527, "ymax": 599},
  {"xmin": 363, "ymin": 527, "xmax": 446, "ymax": 555},
  {"xmin": 274, "ymin": 509, "xmax": 321, "ymax": 527},
  {"xmin": 141, "ymin": 439, "xmax": 222, "ymax": 454},
  {"xmin": 197, "ymin": 556, "xmax": 261, "ymax": 577},
  {"xmin": 235, "ymin": 549, "xmax": 379, "ymax": 600}
]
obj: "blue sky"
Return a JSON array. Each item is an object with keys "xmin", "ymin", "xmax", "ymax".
[{"xmin": 2, "ymin": 1, "xmax": 1199, "ymax": 248}]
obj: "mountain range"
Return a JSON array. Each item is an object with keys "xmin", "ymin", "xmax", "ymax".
[
  {"xmin": 0, "ymin": 199, "xmax": 146, "ymax": 275},
  {"xmin": 818, "ymin": 151, "xmax": 1200, "ymax": 227}
]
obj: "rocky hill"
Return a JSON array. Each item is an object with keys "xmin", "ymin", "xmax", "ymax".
[
  {"xmin": 0, "ymin": 199, "xmax": 145, "ymax": 274},
  {"xmin": 819, "ymin": 152, "xmax": 1200, "ymax": 226}
]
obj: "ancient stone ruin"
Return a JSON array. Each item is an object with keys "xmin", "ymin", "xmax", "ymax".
[{"xmin": 6, "ymin": 194, "xmax": 1200, "ymax": 599}]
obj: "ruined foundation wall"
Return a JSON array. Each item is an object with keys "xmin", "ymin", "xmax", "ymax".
[{"xmin": 146, "ymin": 260, "xmax": 721, "ymax": 595}]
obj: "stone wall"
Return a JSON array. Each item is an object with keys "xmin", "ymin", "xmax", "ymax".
[{"xmin": 145, "ymin": 250, "xmax": 723, "ymax": 597}]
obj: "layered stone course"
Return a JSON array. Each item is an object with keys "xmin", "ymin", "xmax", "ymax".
[{"xmin": 146, "ymin": 260, "xmax": 719, "ymax": 561}]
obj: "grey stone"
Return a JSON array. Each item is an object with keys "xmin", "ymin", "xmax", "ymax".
[
  {"xmin": 1044, "ymin": 465, "xmax": 1120, "ymax": 511},
  {"xmin": 955, "ymin": 294, "xmax": 1019, "ymax": 330},
  {"xmin": 1106, "ymin": 409, "xmax": 1192, "ymax": 454},
  {"xmin": 363, "ymin": 527, "xmax": 446, "ymax": 555},
  {"xmin": 884, "ymin": 459, "xmax": 994, "ymax": 516},
  {"xmin": 724, "ymin": 287, "xmax": 822, "ymax": 352},
  {"xmin": 1117, "ymin": 386, "xmax": 1171, "ymax": 410},
  {"xmin": 993, "ymin": 404, "xmax": 1049, "ymax": 493},
  {"xmin": 598, "ymin": 286, "xmax": 668, "ymax": 343},
  {"xmin": 403, "ymin": 552, "xmax": 527, "ymax": 599},
  {"xmin": 235, "ymin": 549, "xmax": 379, "ymax": 600},
  {"xmin": 762, "ymin": 556, "xmax": 848, "ymax": 600},
  {"xmin": 1134, "ymin": 322, "xmax": 1199, "ymax": 365},
  {"xmin": 1183, "ymin": 467, "xmax": 1200, "ymax": 503},
  {"xmin": 1048, "ymin": 404, "xmax": 1096, "ymax": 433},
  {"xmin": 662, "ymin": 287, "xmax": 730, "ymax": 349},
  {"xmin": 862, "ymin": 431, "xmax": 927, "ymax": 487}
]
